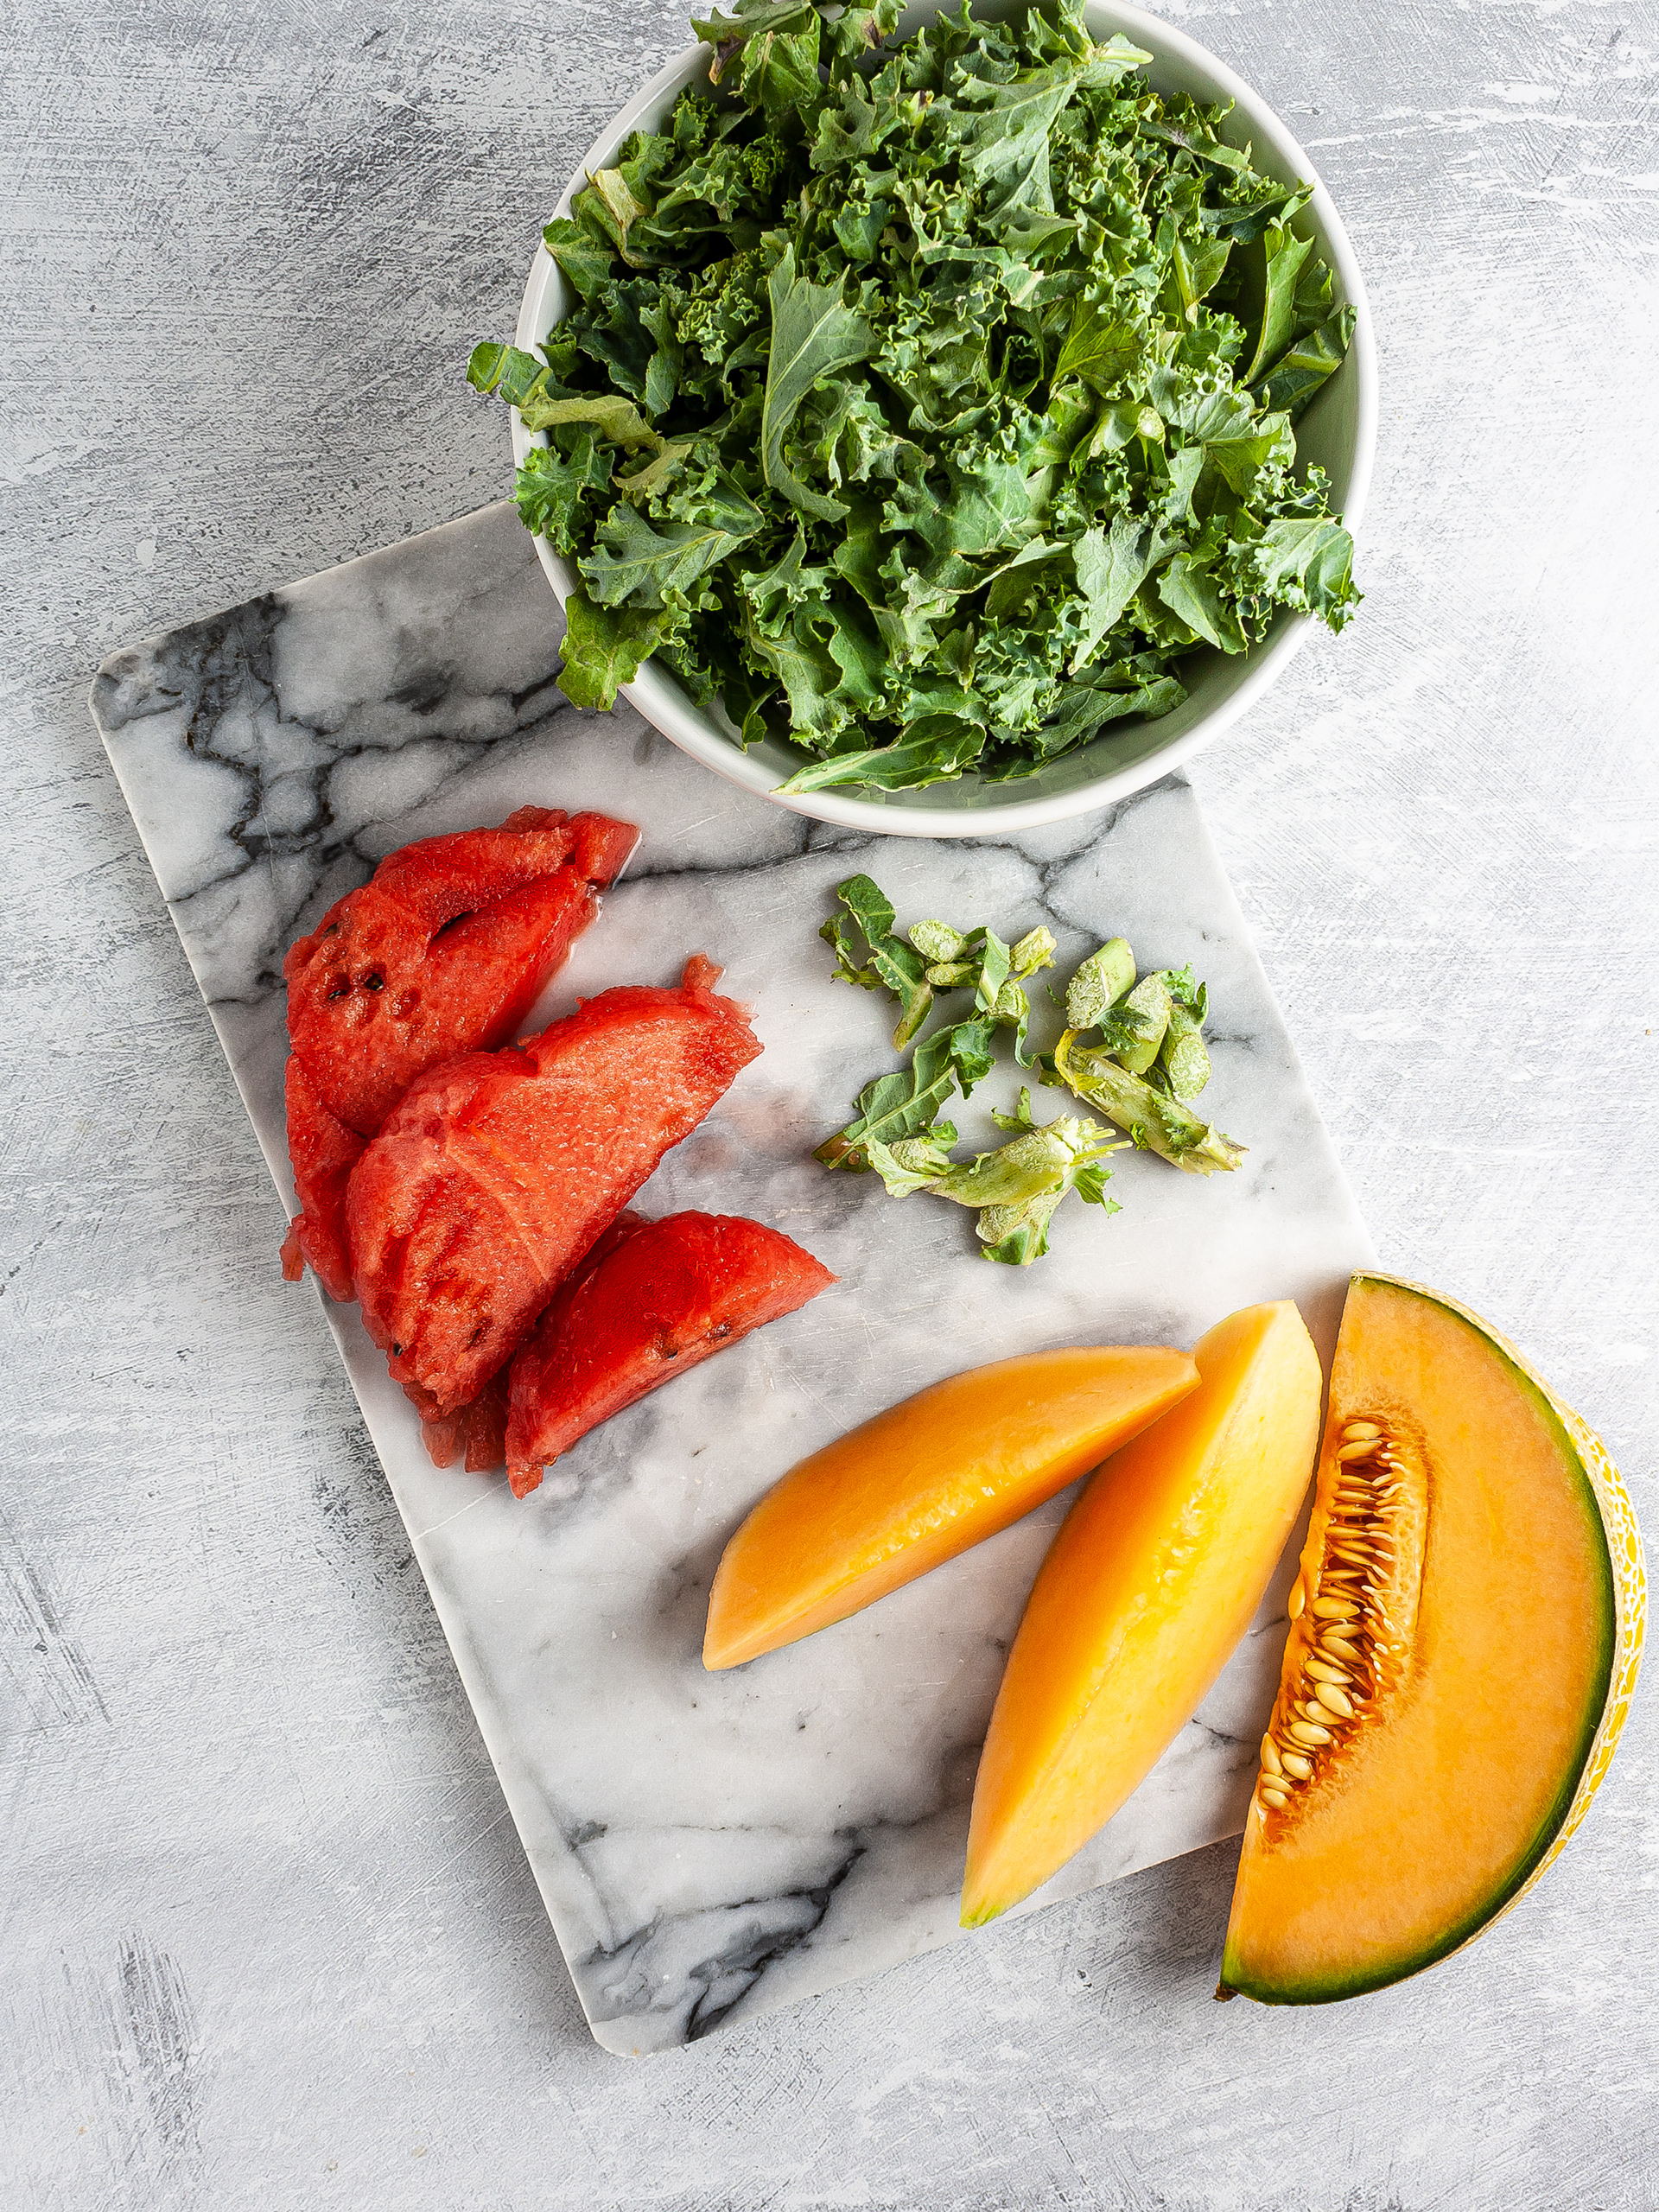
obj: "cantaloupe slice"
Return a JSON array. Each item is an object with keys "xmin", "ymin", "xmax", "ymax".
[
  {"xmin": 961, "ymin": 1300, "xmax": 1322, "ymax": 1926},
  {"xmin": 1218, "ymin": 1274, "xmax": 1644, "ymax": 2004},
  {"xmin": 702, "ymin": 1346, "xmax": 1200, "ymax": 1671}
]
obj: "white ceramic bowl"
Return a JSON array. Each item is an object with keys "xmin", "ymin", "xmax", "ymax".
[{"xmin": 512, "ymin": 0, "xmax": 1376, "ymax": 836}]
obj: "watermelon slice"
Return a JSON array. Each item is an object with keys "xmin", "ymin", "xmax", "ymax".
[
  {"xmin": 282, "ymin": 804, "xmax": 635, "ymax": 1294},
  {"xmin": 420, "ymin": 1212, "xmax": 647, "ymax": 1472},
  {"xmin": 279, "ymin": 1058, "xmax": 367, "ymax": 1301},
  {"xmin": 347, "ymin": 957, "xmax": 762, "ymax": 1420},
  {"xmin": 505, "ymin": 1211, "xmax": 836, "ymax": 1497}
]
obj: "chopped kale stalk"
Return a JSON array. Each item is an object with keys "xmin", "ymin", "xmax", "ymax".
[
  {"xmin": 1152, "ymin": 969, "xmax": 1211, "ymax": 1099},
  {"xmin": 469, "ymin": 0, "xmax": 1360, "ymax": 781},
  {"xmin": 1065, "ymin": 937, "xmax": 1135, "ymax": 1030},
  {"xmin": 868, "ymin": 1091, "xmax": 1125, "ymax": 1266},
  {"xmin": 1048, "ymin": 1028, "xmax": 1243, "ymax": 1173},
  {"xmin": 906, "ymin": 915, "xmax": 1056, "ymax": 1065},
  {"xmin": 1046, "ymin": 934, "xmax": 1238, "ymax": 1165},
  {"xmin": 1115, "ymin": 972, "xmax": 1172, "ymax": 1074},
  {"xmin": 816, "ymin": 880, "xmax": 1242, "ymax": 1262}
]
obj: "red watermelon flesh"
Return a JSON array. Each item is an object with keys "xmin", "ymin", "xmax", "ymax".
[
  {"xmin": 281, "ymin": 804, "xmax": 634, "ymax": 1296},
  {"xmin": 280, "ymin": 1056, "xmax": 368, "ymax": 1302},
  {"xmin": 505, "ymin": 1211, "xmax": 835, "ymax": 1497},
  {"xmin": 285, "ymin": 804, "xmax": 637, "ymax": 1137},
  {"xmin": 422, "ymin": 1212, "xmax": 649, "ymax": 1472},
  {"xmin": 419, "ymin": 1367, "xmax": 512, "ymax": 1474},
  {"xmin": 347, "ymin": 957, "xmax": 761, "ymax": 1420}
]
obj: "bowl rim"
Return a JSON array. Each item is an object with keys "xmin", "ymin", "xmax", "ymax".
[{"xmin": 511, "ymin": 0, "xmax": 1377, "ymax": 838}]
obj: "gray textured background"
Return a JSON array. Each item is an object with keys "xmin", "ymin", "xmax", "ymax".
[{"xmin": 4, "ymin": 2, "xmax": 1656, "ymax": 2206}]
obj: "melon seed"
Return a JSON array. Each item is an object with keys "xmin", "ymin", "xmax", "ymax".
[
  {"xmin": 1260, "ymin": 1734, "xmax": 1284, "ymax": 1776},
  {"xmin": 1343, "ymin": 1420, "xmax": 1382, "ymax": 1439},
  {"xmin": 1337, "ymin": 1440, "xmax": 1379, "ymax": 1461},
  {"xmin": 1287, "ymin": 1719, "xmax": 1332, "ymax": 1747},
  {"xmin": 1313, "ymin": 1681, "xmax": 1356, "ymax": 1718},
  {"xmin": 1305, "ymin": 1657, "xmax": 1351, "ymax": 1686},
  {"xmin": 1287, "ymin": 1579, "xmax": 1306, "ymax": 1620},
  {"xmin": 1260, "ymin": 1787, "xmax": 1288, "ymax": 1809},
  {"xmin": 1311, "ymin": 1597, "xmax": 1357, "ymax": 1619},
  {"xmin": 1279, "ymin": 1750, "xmax": 1314, "ymax": 1778}
]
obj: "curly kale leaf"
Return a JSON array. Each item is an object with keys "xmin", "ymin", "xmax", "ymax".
[
  {"xmin": 579, "ymin": 477, "xmax": 762, "ymax": 607},
  {"xmin": 1255, "ymin": 305, "xmax": 1357, "ymax": 418},
  {"xmin": 695, "ymin": 0, "xmax": 824, "ymax": 118},
  {"xmin": 543, "ymin": 215, "xmax": 617, "ymax": 304},
  {"xmin": 512, "ymin": 435, "xmax": 613, "ymax": 553},
  {"xmin": 760, "ymin": 245, "xmax": 876, "ymax": 521},
  {"xmin": 556, "ymin": 589, "xmax": 677, "ymax": 712}
]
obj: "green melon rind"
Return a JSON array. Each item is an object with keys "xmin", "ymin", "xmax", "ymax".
[{"xmin": 1218, "ymin": 1271, "xmax": 1644, "ymax": 2005}]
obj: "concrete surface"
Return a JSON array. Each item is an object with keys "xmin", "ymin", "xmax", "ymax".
[{"xmin": 3, "ymin": 1, "xmax": 1656, "ymax": 2206}]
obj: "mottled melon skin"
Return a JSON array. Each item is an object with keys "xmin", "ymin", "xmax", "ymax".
[
  {"xmin": 1218, "ymin": 1274, "xmax": 1643, "ymax": 2006},
  {"xmin": 1455, "ymin": 1395, "xmax": 1643, "ymax": 1960}
]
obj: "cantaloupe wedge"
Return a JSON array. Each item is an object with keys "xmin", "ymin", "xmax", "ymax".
[
  {"xmin": 1218, "ymin": 1274, "xmax": 1644, "ymax": 2004},
  {"xmin": 702, "ymin": 1346, "xmax": 1200, "ymax": 1671},
  {"xmin": 961, "ymin": 1300, "xmax": 1322, "ymax": 1926}
]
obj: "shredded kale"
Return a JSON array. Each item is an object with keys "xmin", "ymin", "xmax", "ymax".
[
  {"xmin": 814, "ymin": 876, "xmax": 1243, "ymax": 1262},
  {"xmin": 473, "ymin": 0, "xmax": 1359, "ymax": 788},
  {"xmin": 868, "ymin": 1088, "xmax": 1125, "ymax": 1267}
]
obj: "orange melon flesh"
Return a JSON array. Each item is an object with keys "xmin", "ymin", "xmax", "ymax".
[
  {"xmin": 702, "ymin": 1346, "xmax": 1199, "ymax": 1670},
  {"xmin": 1219, "ymin": 1274, "xmax": 1631, "ymax": 2004},
  {"xmin": 961, "ymin": 1301, "xmax": 1322, "ymax": 1926}
]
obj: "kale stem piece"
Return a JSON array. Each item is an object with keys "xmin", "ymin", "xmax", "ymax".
[
  {"xmin": 1051, "ymin": 1029, "xmax": 1244, "ymax": 1173},
  {"xmin": 866, "ymin": 1100, "xmax": 1126, "ymax": 1266},
  {"xmin": 1065, "ymin": 938, "xmax": 1136, "ymax": 1030}
]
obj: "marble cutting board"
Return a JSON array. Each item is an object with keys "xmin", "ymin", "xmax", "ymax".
[{"xmin": 91, "ymin": 501, "xmax": 1373, "ymax": 2056}]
